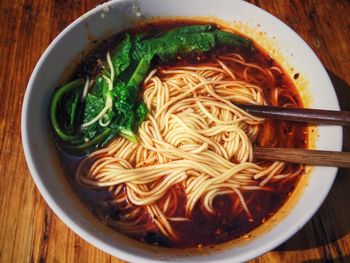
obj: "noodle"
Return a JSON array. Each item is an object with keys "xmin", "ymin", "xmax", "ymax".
[{"xmin": 75, "ymin": 54, "xmax": 303, "ymax": 241}]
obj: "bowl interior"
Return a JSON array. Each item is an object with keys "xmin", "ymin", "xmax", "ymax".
[{"xmin": 22, "ymin": 0, "xmax": 342, "ymax": 262}]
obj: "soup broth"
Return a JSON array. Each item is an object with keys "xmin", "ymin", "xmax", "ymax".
[{"xmin": 55, "ymin": 21, "xmax": 307, "ymax": 248}]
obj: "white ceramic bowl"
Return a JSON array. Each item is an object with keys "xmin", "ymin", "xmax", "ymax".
[{"xmin": 21, "ymin": 0, "xmax": 342, "ymax": 262}]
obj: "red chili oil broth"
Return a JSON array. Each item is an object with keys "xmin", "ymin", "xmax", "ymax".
[{"xmin": 58, "ymin": 21, "xmax": 308, "ymax": 248}]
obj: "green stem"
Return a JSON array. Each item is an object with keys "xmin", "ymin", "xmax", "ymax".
[
  {"xmin": 50, "ymin": 78, "xmax": 85, "ymax": 142},
  {"xmin": 61, "ymin": 128, "xmax": 112, "ymax": 153}
]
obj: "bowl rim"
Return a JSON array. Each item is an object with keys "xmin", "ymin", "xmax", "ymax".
[{"xmin": 21, "ymin": 0, "xmax": 342, "ymax": 262}]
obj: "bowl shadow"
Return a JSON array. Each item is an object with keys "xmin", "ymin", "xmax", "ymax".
[{"xmin": 272, "ymin": 70, "xmax": 350, "ymax": 259}]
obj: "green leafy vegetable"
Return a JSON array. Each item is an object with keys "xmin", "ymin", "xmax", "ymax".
[
  {"xmin": 89, "ymin": 76, "xmax": 108, "ymax": 97},
  {"xmin": 111, "ymin": 33, "xmax": 132, "ymax": 76},
  {"xmin": 140, "ymin": 32, "xmax": 216, "ymax": 61},
  {"xmin": 81, "ymin": 94, "xmax": 105, "ymax": 140},
  {"xmin": 62, "ymin": 89, "xmax": 79, "ymax": 133},
  {"xmin": 135, "ymin": 102, "xmax": 149, "ymax": 128},
  {"xmin": 214, "ymin": 30, "xmax": 251, "ymax": 48},
  {"xmin": 127, "ymin": 56, "xmax": 152, "ymax": 88},
  {"xmin": 162, "ymin": 24, "xmax": 215, "ymax": 36},
  {"xmin": 83, "ymin": 94, "xmax": 105, "ymax": 123},
  {"xmin": 50, "ymin": 78, "xmax": 85, "ymax": 142},
  {"xmin": 61, "ymin": 128, "xmax": 112, "ymax": 153},
  {"xmin": 50, "ymin": 25, "xmax": 252, "ymax": 154},
  {"xmin": 111, "ymin": 82, "xmax": 138, "ymax": 142}
]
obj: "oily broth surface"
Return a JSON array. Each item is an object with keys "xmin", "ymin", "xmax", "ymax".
[{"xmin": 57, "ymin": 21, "xmax": 308, "ymax": 248}]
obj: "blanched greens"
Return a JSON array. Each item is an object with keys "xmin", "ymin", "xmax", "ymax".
[{"xmin": 50, "ymin": 24, "xmax": 252, "ymax": 154}]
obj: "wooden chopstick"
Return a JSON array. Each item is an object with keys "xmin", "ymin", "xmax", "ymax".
[
  {"xmin": 254, "ymin": 147, "xmax": 350, "ymax": 168},
  {"xmin": 235, "ymin": 103, "xmax": 350, "ymax": 167},
  {"xmin": 236, "ymin": 103, "xmax": 350, "ymax": 126}
]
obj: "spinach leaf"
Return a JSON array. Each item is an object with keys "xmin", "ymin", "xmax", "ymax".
[
  {"xmin": 50, "ymin": 79, "xmax": 85, "ymax": 142},
  {"xmin": 112, "ymin": 82, "xmax": 138, "ymax": 104},
  {"xmin": 112, "ymin": 82, "xmax": 138, "ymax": 142},
  {"xmin": 155, "ymin": 24, "xmax": 215, "ymax": 39},
  {"xmin": 136, "ymin": 26, "xmax": 251, "ymax": 61},
  {"xmin": 214, "ymin": 30, "xmax": 252, "ymax": 48},
  {"xmin": 89, "ymin": 76, "xmax": 107, "ymax": 97},
  {"xmin": 110, "ymin": 82, "xmax": 148, "ymax": 143},
  {"xmin": 163, "ymin": 24, "xmax": 215, "ymax": 36},
  {"xmin": 83, "ymin": 94, "xmax": 105, "ymax": 123},
  {"xmin": 137, "ymin": 30, "xmax": 220, "ymax": 62},
  {"xmin": 111, "ymin": 33, "xmax": 132, "ymax": 76},
  {"xmin": 127, "ymin": 56, "xmax": 152, "ymax": 88},
  {"xmin": 60, "ymin": 89, "xmax": 80, "ymax": 134},
  {"xmin": 81, "ymin": 94, "xmax": 105, "ymax": 140},
  {"xmin": 134, "ymin": 102, "xmax": 149, "ymax": 129},
  {"xmin": 159, "ymin": 32, "xmax": 216, "ymax": 60},
  {"xmin": 116, "ymin": 101, "xmax": 148, "ymax": 143}
]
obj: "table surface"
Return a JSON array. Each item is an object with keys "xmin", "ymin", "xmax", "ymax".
[{"xmin": 1, "ymin": 0, "xmax": 349, "ymax": 262}]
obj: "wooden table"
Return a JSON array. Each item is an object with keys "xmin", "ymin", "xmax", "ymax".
[{"xmin": 1, "ymin": 0, "xmax": 349, "ymax": 262}]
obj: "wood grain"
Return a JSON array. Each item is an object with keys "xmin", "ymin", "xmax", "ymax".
[
  {"xmin": 236, "ymin": 104, "xmax": 350, "ymax": 126},
  {"xmin": 0, "ymin": 0, "xmax": 349, "ymax": 262},
  {"xmin": 254, "ymin": 147, "xmax": 350, "ymax": 168}
]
